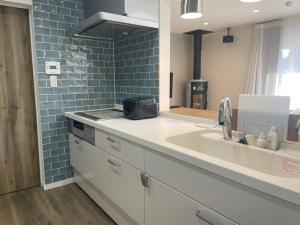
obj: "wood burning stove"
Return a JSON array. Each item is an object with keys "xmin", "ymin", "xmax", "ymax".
[{"xmin": 186, "ymin": 80, "xmax": 208, "ymax": 109}]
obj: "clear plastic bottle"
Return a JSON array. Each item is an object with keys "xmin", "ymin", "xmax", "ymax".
[
  {"xmin": 257, "ymin": 133, "xmax": 267, "ymax": 149},
  {"xmin": 267, "ymin": 126, "xmax": 278, "ymax": 151}
]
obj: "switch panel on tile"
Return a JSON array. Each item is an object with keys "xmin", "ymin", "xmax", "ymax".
[{"xmin": 45, "ymin": 61, "xmax": 61, "ymax": 75}]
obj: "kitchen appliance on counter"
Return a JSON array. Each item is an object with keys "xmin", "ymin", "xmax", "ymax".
[
  {"xmin": 75, "ymin": 109, "xmax": 124, "ymax": 121},
  {"xmin": 123, "ymin": 96, "xmax": 159, "ymax": 120}
]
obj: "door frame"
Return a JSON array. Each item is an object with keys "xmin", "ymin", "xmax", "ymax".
[{"xmin": 0, "ymin": 1, "xmax": 45, "ymax": 188}]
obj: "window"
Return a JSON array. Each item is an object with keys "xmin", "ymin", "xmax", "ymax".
[{"xmin": 276, "ymin": 18, "xmax": 300, "ymax": 110}]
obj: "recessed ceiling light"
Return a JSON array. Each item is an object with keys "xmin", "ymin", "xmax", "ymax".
[
  {"xmin": 253, "ymin": 9, "xmax": 260, "ymax": 13},
  {"xmin": 240, "ymin": 0, "xmax": 262, "ymax": 2},
  {"xmin": 203, "ymin": 22, "xmax": 208, "ymax": 26}
]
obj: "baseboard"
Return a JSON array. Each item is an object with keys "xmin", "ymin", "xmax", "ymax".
[{"xmin": 43, "ymin": 177, "xmax": 74, "ymax": 191}]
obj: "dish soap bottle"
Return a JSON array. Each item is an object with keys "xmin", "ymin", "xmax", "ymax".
[
  {"xmin": 257, "ymin": 133, "xmax": 267, "ymax": 149},
  {"xmin": 267, "ymin": 126, "xmax": 278, "ymax": 151}
]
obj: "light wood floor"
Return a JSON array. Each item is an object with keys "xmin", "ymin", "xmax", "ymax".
[{"xmin": 0, "ymin": 184, "xmax": 117, "ymax": 225}]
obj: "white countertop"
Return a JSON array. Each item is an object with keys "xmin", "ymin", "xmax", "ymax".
[{"xmin": 65, "ymin": 112, "xmax": 300, "ymax": 206}]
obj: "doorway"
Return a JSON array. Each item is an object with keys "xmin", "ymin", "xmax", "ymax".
[{"xmin": 0, "ymin": 5, "xmax": 40, "ymax": 194}]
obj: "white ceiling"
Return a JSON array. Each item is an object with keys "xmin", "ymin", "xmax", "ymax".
[{"xmin": 171, "ymin": 0, "xmax": 300, "ymax": 33}]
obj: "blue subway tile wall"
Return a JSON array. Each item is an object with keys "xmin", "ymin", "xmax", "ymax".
[
  {"xmin": 33, "ymin": 0, "xmax": 115, "ymax": 184},
  {"xmin": 114, "ymin": 30, "xmax": 159, "ymax": 104}
]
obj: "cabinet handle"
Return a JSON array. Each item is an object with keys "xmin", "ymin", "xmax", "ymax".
[
  {"xmin": 107, "ymin": 137, "xmax": 117, "ymax": 143},
  {"xmin": 107, "ymin": 159, "xmax": 121, "ymax": 168},
  {"xmin": 140, "ymin": 173, "xmax": 151, "ymax": 187},
  {"xmin": 195, "ymin": 210, "xmax": 215, "ymax": 225},
  {"xmin": 75, "ymin": 140, "xmax": 80, "ymax": 144}
]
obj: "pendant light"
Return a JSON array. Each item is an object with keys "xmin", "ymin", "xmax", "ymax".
[{"xmin": 181, "ymin": 0, "xmax": 203, "ymax": 19}]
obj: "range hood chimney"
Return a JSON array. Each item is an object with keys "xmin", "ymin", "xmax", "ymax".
[{"xmin": 67, "ymin": 0, "xmax": 159, "ymax": 40}]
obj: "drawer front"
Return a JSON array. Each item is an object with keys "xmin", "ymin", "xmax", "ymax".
[
  {"xmin": 146, "ymin": 177, "xmax": 238, "ymax": 225},
  {"xmin": 92, "ymin": 147, "xmax": 145, "ymax": 225},
  {"xmin": 95, "ymin": 129, "xmax": 144, "ymax": 170},
  {"xmin": 70, "ymin": 133, "xmax": 98, "ymax": 183},
  {"xmin": 69, "ymin": 133, "xmax": 84, "ymax": 173},
  {"xmin": 145, "ymin": 150, "xmax": 300, "ymax": 225},
  {"xmin": 69, "ymin": 120, "xmax": 95, "ymax": 145}
]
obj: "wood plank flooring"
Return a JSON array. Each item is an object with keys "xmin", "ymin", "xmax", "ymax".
[{"xmin": 0, "ymin": 184, "xmax": 117, "ymax": 225}]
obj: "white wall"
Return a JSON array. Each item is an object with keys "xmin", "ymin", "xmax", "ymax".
[
  {"xmin": 202, "ymin": 24, "xmax": 254, "ymax": 110},
  {"xmin": 170, "ymin": 33, "xmax": 193, "ymax": 107},
  {"xmin": 159, "ymin": 0, "xmax": 171, "ymax": 111},
  {"xmin": 0, "ymin": 0, "xmax": 32, "ymax": 7}
]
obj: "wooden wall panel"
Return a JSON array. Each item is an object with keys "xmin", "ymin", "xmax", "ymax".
[{"xmin": 0, "ymin": 6, "xmax": 40, "ymax": 194}]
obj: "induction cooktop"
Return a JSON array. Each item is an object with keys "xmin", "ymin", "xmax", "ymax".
[{"xmin": 75, "ymin": 109, "xmax": 124, "ymax": 121}]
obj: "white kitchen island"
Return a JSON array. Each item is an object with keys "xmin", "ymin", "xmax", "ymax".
[{"xmin": 65, "ymin": 111, "xmax": 300, "ymax": 225}]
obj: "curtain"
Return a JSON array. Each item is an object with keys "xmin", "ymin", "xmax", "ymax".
[
  {"xmin": 276, "ymin": 17, "xmax": 300, "ymax": 110},
  {"xmin": 245, "ymin": 21, "xmax": 281, "ymax": 95}
]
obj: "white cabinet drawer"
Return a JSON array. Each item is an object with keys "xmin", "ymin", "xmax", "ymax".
[
  {"xmin": 145, "ymin": 150, "xmax": 300, "ymax": 225},
  {"xmin": 95, "ymin": 129, "xmax": 144, "ymax": 170},
  {"xmin": 92, "ymin": 146, "xmax": 144, "ymax": 225},
  {"xmin": 70, "ymin": 133, "xmax": 98, "ymax": 184},
  {"xmin": 146, "ymin": 177, "xmax": 238, "ymax": 225},
  {"xmin": 69, "ymin": 134, "xmax": 84, "ymax": 173}
]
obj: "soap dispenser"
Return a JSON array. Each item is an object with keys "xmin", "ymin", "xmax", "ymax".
[{"xmin": 267, "ymin": 126, "xmax": 279, "ymax": 151}]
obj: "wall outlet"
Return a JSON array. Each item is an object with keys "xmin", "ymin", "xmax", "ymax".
[{"xmin": 50, "ymin": 76, "xmax": 58, "ymax": 88}]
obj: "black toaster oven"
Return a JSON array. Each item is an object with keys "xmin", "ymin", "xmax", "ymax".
[{"xmin": 123, "ymin": 97, "xmax": 159, "ymax": 120}]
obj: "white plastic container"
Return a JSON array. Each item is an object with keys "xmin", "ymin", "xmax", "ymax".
[{"xmin": 257, "ymin": 133, "xmax": 267, "ymax": 149}]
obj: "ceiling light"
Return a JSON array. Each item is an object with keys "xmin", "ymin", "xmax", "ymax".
[
  {"xmin": 181, "ymin": 0, "xmax": 203, "ymax": 19},
  {"xmin": 203, "ymin": 22, "xmax": 208, "ymax": 26},
  {"xmin": 240, "ymin": 0, "xmax": 262, "ymax": 2},
  {"xmin": 253, "ymin": 9, "xmax": 260, "ymax": 13}
]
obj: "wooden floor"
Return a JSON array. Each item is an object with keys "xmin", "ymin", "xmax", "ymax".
[
  {"xmin": 0, "ymin": 184, "xmax": 117, "ymax": 225},
  {"xmin": 169, "ymin": 108, "xmax": 218, "ymax": 120}
]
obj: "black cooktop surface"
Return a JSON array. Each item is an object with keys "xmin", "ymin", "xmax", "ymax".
[{"xmin": 75, "ymin": 109, "xmax": 124, "ymax": 121}]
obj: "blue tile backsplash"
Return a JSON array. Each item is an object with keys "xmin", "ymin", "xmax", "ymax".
[
  {"xmin": 114, "ymin": 30, "xmax": 159, "ymax": 104},
  {"xmin": 33, "ymin": 0, "xmax": 159, "ymax": 184}
]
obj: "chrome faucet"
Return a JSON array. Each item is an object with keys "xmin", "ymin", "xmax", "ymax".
[{"xmin": 218, "ymin": 97, "xmax": 232, "ymax": 140}]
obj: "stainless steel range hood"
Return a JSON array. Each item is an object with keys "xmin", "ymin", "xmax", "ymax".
[{"xmin": 67, "ymin": 0, "xmax": 159, "ymax": 40}]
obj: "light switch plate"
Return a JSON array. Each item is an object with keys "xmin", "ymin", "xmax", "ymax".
[{"xmin": 46, "ymin": 61, "xmax": 61, "ymax": 75}]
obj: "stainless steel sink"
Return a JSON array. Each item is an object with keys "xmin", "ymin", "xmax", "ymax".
[{"xmin": 166, "ymin": 130, "xmax": 300, "ymax": 178}]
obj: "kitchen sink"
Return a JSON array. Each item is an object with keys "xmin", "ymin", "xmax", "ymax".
[
  {"xmin": 166, "ymin": 130, "xmax": 300, "ymax": 178},
  {"xmin": 167, "ymin": 130, "xmax": 237, "ymax": 163}
]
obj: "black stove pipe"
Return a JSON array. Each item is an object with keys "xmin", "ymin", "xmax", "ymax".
[{"xmin": 193, "ymin": 30, "xmax": 202, "ymax": 80}]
